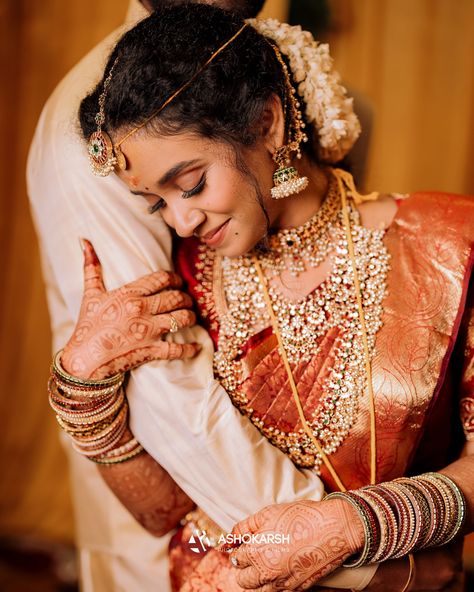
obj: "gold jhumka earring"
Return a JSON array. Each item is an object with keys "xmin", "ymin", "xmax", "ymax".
[{"xmin": 270, "ymin": 44, "xmax": 308, "ymax": 200}]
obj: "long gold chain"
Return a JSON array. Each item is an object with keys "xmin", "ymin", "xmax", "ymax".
[
  {"xmin": 251, "ymin": 168, "xmax": 378, "ymax": 491},
  {"xmin": 337, "ymin": 173, "xmax": 377, "ymax": 486}
]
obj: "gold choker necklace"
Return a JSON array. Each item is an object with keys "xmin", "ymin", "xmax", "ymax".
[{"xmin": 260, "ymin": 175, "xmax": 341, "ymax": 277}]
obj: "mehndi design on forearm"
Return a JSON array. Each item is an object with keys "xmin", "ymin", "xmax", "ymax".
[{"xmin": 98, "ymin": 439, "xmax": 194, "ymax": 537}]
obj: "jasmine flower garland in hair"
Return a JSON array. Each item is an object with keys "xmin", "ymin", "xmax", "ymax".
[{"xmin": 248, "ymin": 18, "xmax": 361, "ymax": 163}]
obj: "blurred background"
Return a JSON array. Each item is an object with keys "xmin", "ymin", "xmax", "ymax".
[{"xmin": 0, "ymin": 0, "xmax": 473, "ymax": 590}]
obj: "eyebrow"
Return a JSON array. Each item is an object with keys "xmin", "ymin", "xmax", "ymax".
[
  {"xmin": 159, "ymin": 159, "xmax": 201, "ymax": 186},
  {"xmin": 129, "ymin": 159, "xmax": 201, "ymax": 197}
]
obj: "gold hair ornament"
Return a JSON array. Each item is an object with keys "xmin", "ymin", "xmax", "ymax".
[
  {"xmin": 88, "ymin": 57, "xmax": 120, "ymax": 177},
  {"xmin": 87, "ymin": 24, "xmax": 249, "ymax": 177},
  {"xmin": 269, "ymin": 43, "xmax": 308, "ymax": 199}
]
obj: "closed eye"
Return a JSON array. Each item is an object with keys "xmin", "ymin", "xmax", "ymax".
[
  {"xmin": 148, "ymin": 199, "xmax": 166, "ymax": 214},
  {"xmin": 148, "ymin": 172, "xmax": 206, "ymax": 215},
  {"xmin": 182, "ymin": 172, "xmax": 206, "ymax": 199}
]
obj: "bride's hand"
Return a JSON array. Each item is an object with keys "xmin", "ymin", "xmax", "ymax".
[
  {"xmin": 61, "ymin": 239, "xmax": 200, "ymax": 379},
  {"xmin": 227, "ymin": 499, "xmax": 364, "ymax": 591}
]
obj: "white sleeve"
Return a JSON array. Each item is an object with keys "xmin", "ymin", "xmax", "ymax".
[{"xmin": 27, "ymin": 62, "xmax": 325, "ymax": 534}]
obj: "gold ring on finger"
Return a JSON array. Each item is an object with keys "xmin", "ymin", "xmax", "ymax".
[{"xmin": 169, "ymin": 313, "xmax": 179, "ymax": 334}]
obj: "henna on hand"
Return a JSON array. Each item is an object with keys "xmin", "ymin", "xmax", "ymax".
[
  {"xmin": 62, "ymin": 239, "xmax": 200, "ymax": 379},
  {"xmin": 228, "ymin": 498, "xmax": 364, "ymax": 591},
  {"xmin": 98, "ymin": 429, "xmax": 195, "ymax": 537}
]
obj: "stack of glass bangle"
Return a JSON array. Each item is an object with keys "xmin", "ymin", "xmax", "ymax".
[
  {"xmin": 48, "ymin": 350, "xmax": 144, "ymax": 464},
  {"xmin": 326, "ymin": 473, "xmax": 466, "ymax": 567}
]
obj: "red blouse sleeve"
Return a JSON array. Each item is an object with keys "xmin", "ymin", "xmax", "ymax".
[{"xmin": 174, "ymin": 236, "xmax": 220, "ymax": 348}]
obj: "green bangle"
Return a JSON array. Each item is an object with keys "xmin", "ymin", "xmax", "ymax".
[
  {"xmin": 325, "ymin": 491, "xmax": 375, "ymax": 568},
  {"xmin": 52, "ymin": 349, "xmax": 124, "ymax": 388}
]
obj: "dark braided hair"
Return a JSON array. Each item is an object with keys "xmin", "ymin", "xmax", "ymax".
[{"xmin": 79, "ymin": 3, "xmax": 317, "ymax": 162}]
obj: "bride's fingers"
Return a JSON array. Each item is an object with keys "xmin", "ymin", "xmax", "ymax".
[
  {"xmin": 250, "ymin": 585, "xmax": 278, "ymax": 592},
  {"xmin": 153, "ymin": 309, "xmax": 197, "ymax": 334},
  {"xmin": 232, "ymin": 510, "xmax": 266, "ymax": 539},
  {"xmin": 125, "ymin": 310, "xmax": 195, "ymax": 345},
  {"xmin": 121, "ymin": 270, "xmax": 183, "ymax": 296},
  {"xmin": 146, "ymin": 290, "xmax": 194, "ymax": 315},
  {"xmin": 98, "ymin": 341, "xmax": 201, "ymax": 374},
  {"xmin": 146, "ymin": 341, "xmax": 202, "ymax": 361},
  {"xmin": 81, "ymin": 238, "xmax": 106, "ymax": 294},
  {"xmin": 230, "ymin": 545, "xmax": 253, "ymax": 570}
]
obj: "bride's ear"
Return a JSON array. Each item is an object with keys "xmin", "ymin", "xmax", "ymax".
[{"xmin": 258, "ymin": 94, "xmax": 286, "ymax": 156}]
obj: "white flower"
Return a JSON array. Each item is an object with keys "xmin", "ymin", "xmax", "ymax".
[{"xmin": 248, "ymin": 18, "xmax": 361, "ymax": 163}]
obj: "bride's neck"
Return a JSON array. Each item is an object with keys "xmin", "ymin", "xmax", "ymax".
[{"xmin": 269, "ymin": 160, "xmax": 329, "ymax": 231}]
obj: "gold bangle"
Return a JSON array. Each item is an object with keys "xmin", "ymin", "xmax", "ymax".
[
  {"xmin": 52, "ymin": 350, "xmax": 124, "ymax": 388},
  {"xmin": 400, "ymin": 553, "xmax": 415, "ymax": 592},
  {"xmin": 92, "ymin": 444, "xmax": 144, "ymax": 465}
]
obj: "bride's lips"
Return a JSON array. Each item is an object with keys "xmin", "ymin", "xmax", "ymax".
[{"xmin": 201, "ymin": 219, "xmax": 231, "ymax": 247}]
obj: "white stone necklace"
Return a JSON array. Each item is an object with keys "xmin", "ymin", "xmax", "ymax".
[{"xmin": 213, "ymin": 192, "xmax": 390, "ymax": 470}]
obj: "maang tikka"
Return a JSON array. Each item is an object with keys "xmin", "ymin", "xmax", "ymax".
[
  {"xmin": 270, "ymin": 44, "xmax": 308, "ymax": 200},
  {"xmin": 87, "ymin": 57, "xmax": 122, "ymax": 177}
]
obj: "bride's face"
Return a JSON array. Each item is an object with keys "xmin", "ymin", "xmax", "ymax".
[{"xmin": 116, "ymin": 131, "xmax": 280, "ymax": 257}]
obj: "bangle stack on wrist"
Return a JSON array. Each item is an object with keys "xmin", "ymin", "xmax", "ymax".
[
  {"xmin": 326, "ymin": 472, "xmax": 466, "ymax": 567},
  {"xmin": 48, "ymin": 350, "xmax": 144, "ymax": 464}
]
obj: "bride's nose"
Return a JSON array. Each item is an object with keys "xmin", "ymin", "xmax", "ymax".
[{"xmin": 169, "ymin": 201, "xmax": 206, "ymax": 238}]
